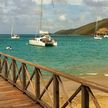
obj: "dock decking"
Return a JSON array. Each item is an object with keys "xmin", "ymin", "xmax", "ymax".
[
  {"xmin": 0, "ymin": 77, "xmax": 42, "ymax": 108},
  {"xmin": 0, "ymin": 52, "xmax": 108, "ymax": 108}
]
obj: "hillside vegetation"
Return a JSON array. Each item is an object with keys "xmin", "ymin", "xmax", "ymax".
[{"xmin": 55, "ymin": 18, "xmax": 108, "ymax": 35}]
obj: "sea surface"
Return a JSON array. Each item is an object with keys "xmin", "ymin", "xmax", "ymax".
[{"xmin": 1, "ymin": 34, "xmax": 108, "ymax": 76}]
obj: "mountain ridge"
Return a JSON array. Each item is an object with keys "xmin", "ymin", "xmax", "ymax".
[{"xmin": 55, "ymin": 18, "xmax": 108, "ymax": 35}]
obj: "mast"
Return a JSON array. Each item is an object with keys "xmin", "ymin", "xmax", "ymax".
[
  {"xmin": 95, "ymin": 17, "xmax": 98, "ymax": 35},
  {"xmin": 11, "ymin": 23, "xmax": 14, "ymax": 37},
  {"xmin": 39, "ymin": 0, "xmax": 43, "ymax": 32},
  {"xmin": 38, "ymin": 0, "xmax": 54, "ymax": 34}
]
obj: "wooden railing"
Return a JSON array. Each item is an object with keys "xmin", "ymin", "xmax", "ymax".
[{"xmin": 0, "ymin": 52, "xmax": 108, "ymax": 108}]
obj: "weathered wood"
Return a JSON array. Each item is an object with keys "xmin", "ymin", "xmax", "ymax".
[
  {"xmin": 0, "ymin": 52, "xmax": 108, "ymax": 94},
  {"xmin": 4, "ymin": 56, "xmax": 8, "ymax": 79},
  {"xmin": 12, "ymin": 59, "xmax": 16, "ymax": 84},
  {"xmin": 0, "ymin": 52, "xmax": 108, "ymax": 108},
  {"xmin": 15, "ymin": 64, "xmax": 23, "ymax": 82},
  {"xmin": 1, "ymin": 57, "xmax": 5, "ymax": 73},
  {"xmin": 61, "ymin": 85, "xmax": 81, "ymax": 108},
  {"xmin": 25, "ymin": 68, "xmax": 35, "ymax": 91},
  {"xmin": 35, "ymin": 68, "xmax": 40, "ymax": 100},
  {"xmin": 22, "ymin": 63, "xmax": 26, "ymax": 92},
  {"xmin": 0, "ymin": 77, "xmax": 42, "ymax": 108},
  {"xmin": 0, "ymin": 54, "xmax": 1, "ymax": 73},
  {"xmin": 53, "ymin": 74, "xmax": 59, "ymax": 108},
  {"xmin": 87, "ymin": 87, "xmax": 101, "ymax": 108},
  {"xmin": 39, "ymin": 76, "xmax": 53, "ymax": 99},
  {"xmin": 7, "ymin": 62, "xmax": 12, "ymax": 78},
  {"xmin": 81, "ymin": 85, "xmax": 89, "ymax": 108}
]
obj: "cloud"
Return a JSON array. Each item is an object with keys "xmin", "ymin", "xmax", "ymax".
[
  {"xmin": 32, "ymin": 0, "xmax": 51, "ymax": 4},
  {"xmin": 59, "ymin": 15, "xmax": 66, "ymax": 21},
  {"xmin": 83, "ymin": 0, "xmax": 108, "ymax": 7},
  {"xmin": 32, "ymin": 0, "xmax": 83, "ymax": 5},
  {"xmin": 82, "ymin": 0, "xmax": 108, "ymax": 18},
  {"xmin": 0, "ymin": 0, "xmax": 108, "ymax": 34},
  {"xmin": 68, "ymin": 0, "xmax": 83, "ymax": 5}
]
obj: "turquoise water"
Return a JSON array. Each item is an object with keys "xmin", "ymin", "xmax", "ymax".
[{"xmin": 1, "ymin": 34, "xmax": 108, "ymax": 76}]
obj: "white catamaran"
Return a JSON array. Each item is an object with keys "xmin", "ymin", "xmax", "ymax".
[
  {"xmin": 29, "ymin": 0, "xmax": 57, "ymax": 46},
  {"xmin": 29, "ymin": 31, "xmax": 57, "ymax": 46}
]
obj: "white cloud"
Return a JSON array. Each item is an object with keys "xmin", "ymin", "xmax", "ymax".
[
  {"xmin": 59, "ymin": 15, "xmax": 66, "ymax": 21},
  {"xmin": 32, "ymin": 0, "xmax": 83, "ymax": 5},
  {"xmin": 68, "ymin": 0, "xmax": 83, "ymax": 5},
  {"xmin": 32, "ymin": 0, "xmax": 51, "ymax": 4}
]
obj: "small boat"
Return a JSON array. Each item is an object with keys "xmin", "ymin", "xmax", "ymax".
[
  {"xmin": 94, "ymin": 17, "xmax": 102, "ymax": 40},
  {"xmin": 94, "ymin": 35, "xmax": 102, "ymax": 40},
  {"xmin": 10, "ymin": 22, "xmax": 20, "ymax": 39},
  {"xmin": 104, "ymin": 34, "xmax": 108, "ymax": 38},
  {"xmin": 29, "ymin": 31, "xmax": 57, "ymax": 46},
  {"xmin": 11, "ymin": 34, "xmax": 20, "ymax": 39}
]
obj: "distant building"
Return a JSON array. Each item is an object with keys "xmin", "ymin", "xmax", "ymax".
[{"xmin": 96, "ymin": 27, "xmax": 108, "ymax": 35}]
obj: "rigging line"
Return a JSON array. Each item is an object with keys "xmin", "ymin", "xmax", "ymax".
[
  {"xmin": 52, "ymin": 0, "xmax": 54, "ymax": 8},
  {"xmin": 39, "ymin": 0, "xmax": 43, "ymax": 31}
]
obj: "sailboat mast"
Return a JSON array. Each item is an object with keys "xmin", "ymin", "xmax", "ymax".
[
  {"xmin": 39, "ymin": 0, "xmax": 43, "ymax": 31},
  {"xmin": 95, "ymin": 17, "xmax": 98, "ymax": 34},
  {"xmin": 11, "ymin": 23, "xmax": 14, "ymax": 37}
]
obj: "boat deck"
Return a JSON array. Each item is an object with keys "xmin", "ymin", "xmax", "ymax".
[{"xmin": 0, "ymin": 77, "xmax": 42, "ymax": 108}]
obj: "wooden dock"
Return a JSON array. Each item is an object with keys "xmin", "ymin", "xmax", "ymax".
[
  {"xmin": 0, "ymin": 77, "xmax": 42, "ymax": 108},
  {"xmin": 0, "ymin": 52, "xmax": 108, "ymax": 108}
]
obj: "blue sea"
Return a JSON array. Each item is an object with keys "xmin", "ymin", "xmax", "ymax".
[{"xmin": 1, "ymin": 34, "xmax": 108, "ymax": 76}]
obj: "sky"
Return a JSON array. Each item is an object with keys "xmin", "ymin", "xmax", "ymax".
[{"xmin": 0, "ymin": 0, "xmax": 108, "ymax": 34}]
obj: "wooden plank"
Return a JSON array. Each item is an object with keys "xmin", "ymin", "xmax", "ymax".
[
  {"xmin": 81, "ymin": 85, "xmax": 89, "ymax": 108},
  {"xmin": 53, "ymin": 75, "xmax": 59, "ymax": 108},
  {"xmin": 0, "ymin": 77, "xmax": 42, "ymax": 108},
  {"xmin": 35, "ymin": 68, "xmax": 40, "ymax": 100}
]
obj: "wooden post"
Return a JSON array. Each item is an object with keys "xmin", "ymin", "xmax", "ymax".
[
  {"xmin": 0, "ymin": 54, "xmax": 1, "ymax": 73},
  {"xmin": 81, "ymin": 85, "xmax": 89, "ymax": 108},
  {"xmin": 12, "ymin": 59, "xmax": 16, "ymax": 84},
  {"xmin": 53, "ymin": 75, "xmax": 59, "ymax": 108},
  {"xmin": 22, "ymin": 63, "xmax": 26, "ymax": 92},
  {"xmin": 4, "ymin": 56, "xmax": 8, "ymax": 79},
  {"xmin": 35, "ymin": 68, "xmax": 40, "ymax": 100}
]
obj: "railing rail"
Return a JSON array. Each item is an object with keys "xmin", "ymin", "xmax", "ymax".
[{"xmin": 0, "ymin": 52, "xmax": 107, "ymax": 108}]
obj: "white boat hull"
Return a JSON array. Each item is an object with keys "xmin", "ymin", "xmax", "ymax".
[
  {"xmin": 94, "ymin": 36, "xmax": 102, "ymax": 40},
  {"xmin": 29, "ymin": 32, "xmax": 57, "ymax": 47},
  {"xmin": 11, "ymin": 37, "xmax": 20, "ymax": 39},
  {"xmin": 29, "ymin": 39, "xmax": 45, "ymax": 46},
  {"xmin": 104, "ymin": 35, "xmax": 108, "ymax": 38},
  {"xmin": 11, "ymin": 34, "xmax": 20, "ymax": 39},
  {"xmin": 29, "ymin": 39, "xmax": 57, "ymax": 47}
]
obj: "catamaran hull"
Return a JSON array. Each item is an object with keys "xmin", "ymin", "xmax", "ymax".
[
  {"xmin": 29, "ymin": 40, "xmax": 45, "ymax": 46},
  {"xmin": 11, "ymin": 37, "xmax": 20, "ymax": 39},
  {"xmin": 29, "ymin": 39, "xmax": 57, "ymax": 47},
  {"xmin": 94, "ymin": 36, "xmax": 102, "ymax": 40}
]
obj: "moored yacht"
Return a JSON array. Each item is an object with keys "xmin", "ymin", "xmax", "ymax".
[
  {"xmin": 104, "ymin": 34, "xmax": 108, "ymax": 38},
  {"xmin": 11, "ymin": 34, "xmax": 20, "ymax": 39},
  {"xmin": 94, "ymin": 16, "xmax": 102, "ymax": 40},
  {"xmin": 29, "ymin": 31, "xmax": 57, "ymax": 46},
  {"xmin": 10, "ymin": 21, "xmax": 20, "ymax": 39},
  {"xmin": 94, "ymin": 34, "xmax": 102, "ymax": 40}
]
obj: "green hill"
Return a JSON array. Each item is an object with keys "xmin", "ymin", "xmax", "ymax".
[{"xmin": 55, "ymin": 18, "xmax": 108, "ymax": 35}]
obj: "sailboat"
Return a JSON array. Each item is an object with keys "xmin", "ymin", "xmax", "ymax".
[
  {"xmin": 29, "ymin": 0, "xmax": 57, "ymax": 46},
  {"xmin": 11, "ymin": 22, "xmax": 20, "ymax": 39},
  {"xmin": 94, "ymin": 17, "xmax": 102, "ymax": 40},
  {"xmin": 29, "ymin": 31, "xmax": 57, "ymax": 46},
  {"xmin": 104, "ymin": 35, "xmax": 108, "ymax": 38}
]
